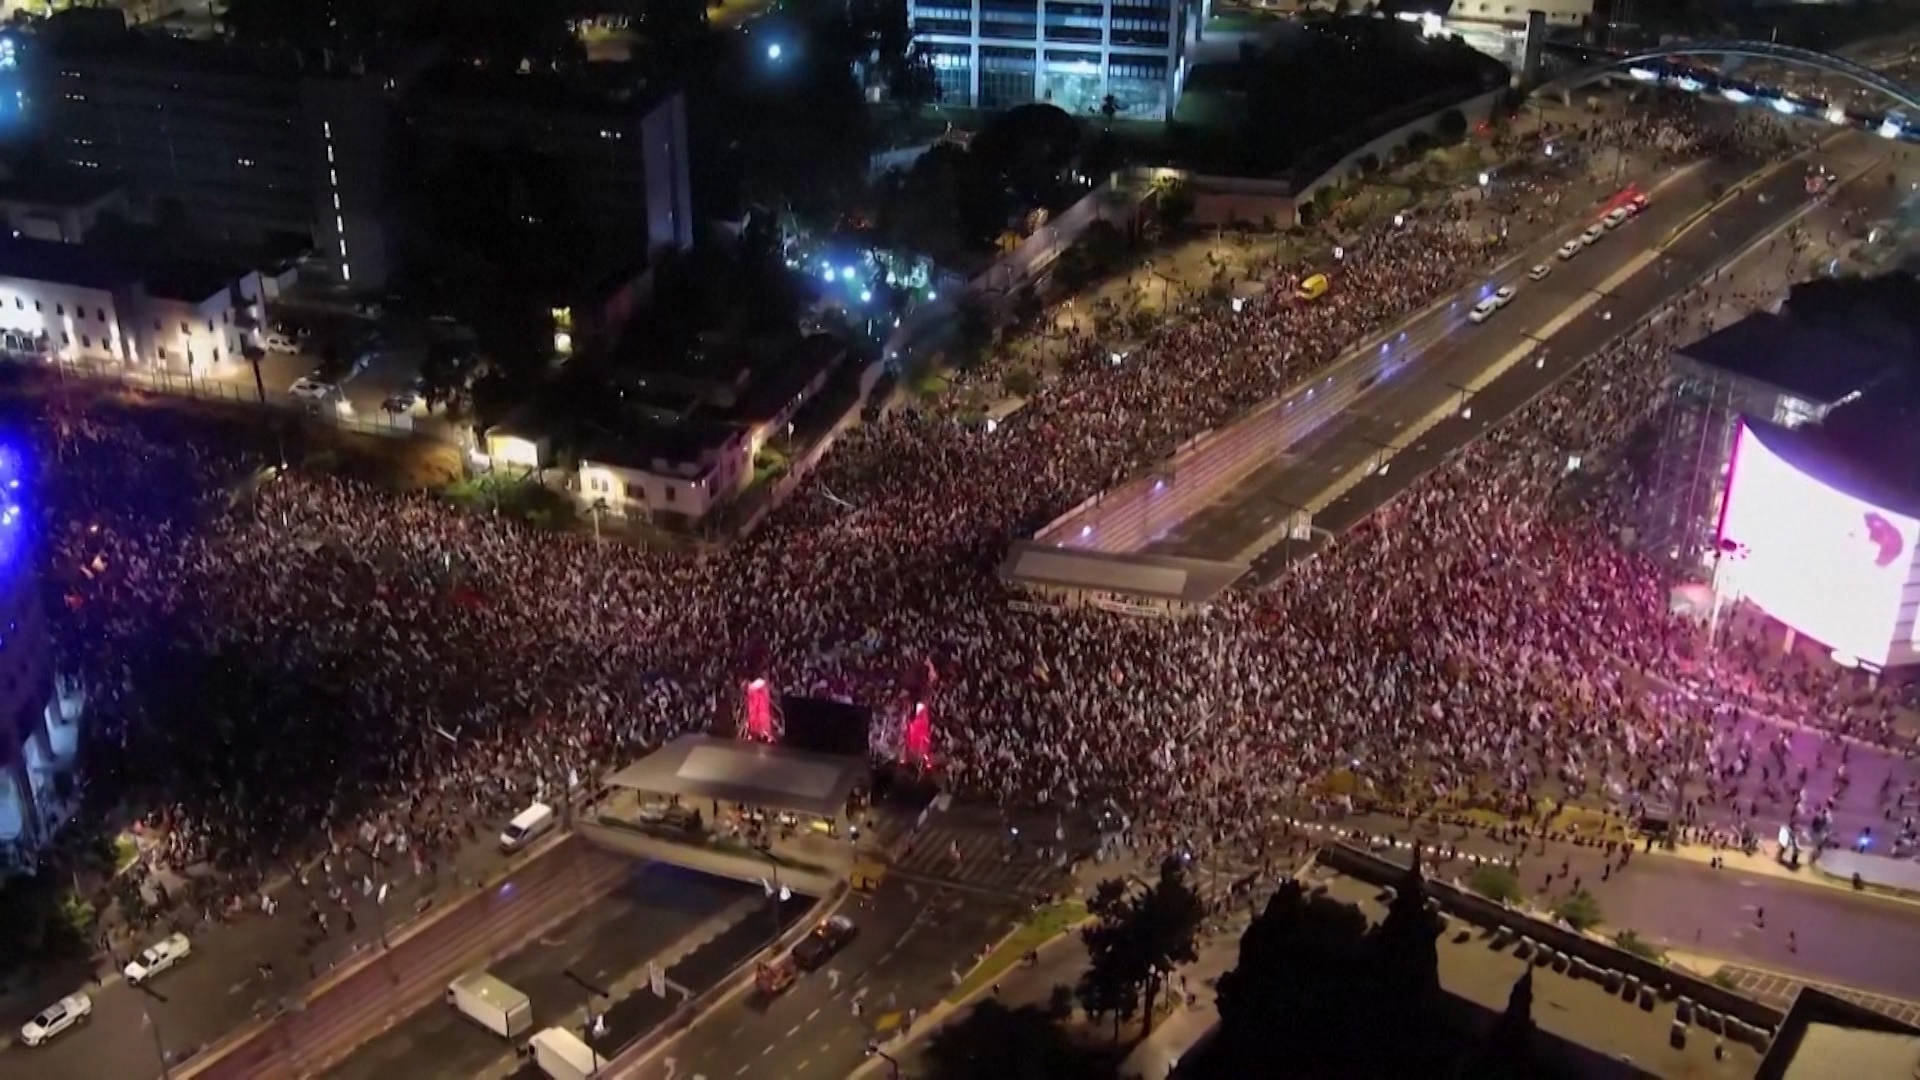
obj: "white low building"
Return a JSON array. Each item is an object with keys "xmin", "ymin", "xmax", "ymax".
[{"xmin": 0, "ymin": 238, "xmax": 261, "ymax": 375}]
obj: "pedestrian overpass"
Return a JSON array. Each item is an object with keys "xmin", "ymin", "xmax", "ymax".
[{"xmin": 1536, "ymin": 39, "xmax": 1920, "ymax": 118}]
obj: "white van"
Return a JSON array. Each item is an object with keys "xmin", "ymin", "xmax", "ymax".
[
  {"xmin": 500, "ymin": 802, "xmax": 556, "ymax": 852},
  {"xmin": 531, "ymin": 1026, "xmax": 603, "ymax": 1079}
]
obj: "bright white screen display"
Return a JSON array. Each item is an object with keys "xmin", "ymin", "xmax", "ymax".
[{"xmin": 1716, "ymin": 421, "xmax": 1917, "ymax": 665}]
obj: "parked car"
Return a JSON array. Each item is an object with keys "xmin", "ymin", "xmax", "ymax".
[
  {"xmin": 288, "ymin": 376, "xmax": 336, "ymax": 401},
  {"xmin": 1581, "ymin": 224, "xmax": 1606, "ymax": 246},
  {"xmin": 19, "ymin": 992, "xmax": 90, "ymax": 1047},
  {"xmin": 1557, "ymin": 240, "xmax": 1582, "ymax": 261},
  {"xmin": 123, "ymin": 932, "xmax": 192, "ymax": 986},
  {"xmin": 263, "ymin": 333, "xmax": 299, "ymax": 353},
  {"xmin": 382, "ymin": 390, "xmax": 419, "ymax": 415},
  {"xmin": 1604, "ymin": 207, "xmax": 1631, "ymax": 229},
  {"xmin": 791, "ymin": 915, "xmax": 858, "ymax": 971},
  {"xmin": 1527, "ymin": 263, "xmax": 1552, "ymax": 281},
  {"xmin": 1469, "ymin": 297, "xmax": 1501, "ymax": 324}
]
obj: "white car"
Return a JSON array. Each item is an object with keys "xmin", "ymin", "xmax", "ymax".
[
  {"xmin": 19, "ymin": 992, "xmax": 90, "ymax": 1047},
  {"xmin": 123, "ymin": 932, "xmax": 191, "ymax": 986},
  {"xmin": 288, "ymin": 376, "xmax": 336, "ymax": 401},
  {"xmin": 1527, "ymin": 263, "xmax": 1552, "ymax": 281},
  {"xmin": 1581, "ymin": 224, "xmax": 1605, "ymax": 246},
  {"xmin": 1469, "ymin": 297, "xmax": 1501, "ymax": 323},
  {"xmin": 1603, "ymin": 207, "xmax": 1631, "ymax": 229},
  {"xmin": 1493, "ymin": 285, "xmax": 1517, "ymax": 307},
  {"xmin": 263, "ymin": 333, "xmax": 299, "ymax": 353},
  {"xmin": 1557, "ymin": 240, "xmax": 1582, "ymax": 261}
]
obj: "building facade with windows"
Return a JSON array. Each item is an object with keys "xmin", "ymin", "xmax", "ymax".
[
  {"xmin": 0, "ymin": 445, "xmax": 84, "ymax": 871},
  {"xmin": 19, "ymin": 9, "xmax": 693, "ymax": 291},
  {"xmin": 0, "ymin": 238, "xmax": 260, "ymax": 374},
  {"xmin": 908, "ymin": 0, "xmax": 1200, "ymax": 120}
]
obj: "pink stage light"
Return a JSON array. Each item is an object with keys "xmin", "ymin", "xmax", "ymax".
[
  {"xmin": 1716, "ymin": 421, "xmax": 1918, "ymax": 666},
  {"xmin": 904, "ymin": 701, "xmax": 932, "ymax": 766},
  {"xmin": 744, "ymin": 678, "xmax": 773, "ymax": 741}
]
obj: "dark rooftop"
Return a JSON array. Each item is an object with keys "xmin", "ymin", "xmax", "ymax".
[
  {"xmin": 1677, "ymin": 311, "xmax": 1906, "ymax": 406},
  {"xmin": 579, "ymin": 415, "xmax": 742, "ymax": 474},
  {"xmin": 0, "ymin": 238, "xmax": 135, "ymax": 291},
  {"xmin": 409, "ymin": 59, "xmax": 668, "ymax": 115},
  {"xmin": 0, "ymin": 168, "xmax": 126, "ymax": 209},
  {"xmin": 143, "ymin": 259, "xmax": 241, "ymax": 303}
]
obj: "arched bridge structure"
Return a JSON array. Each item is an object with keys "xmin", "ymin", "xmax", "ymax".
[{"xmin": 1535, "ymin": 40, "xmax": 1920, "ymax": 115}]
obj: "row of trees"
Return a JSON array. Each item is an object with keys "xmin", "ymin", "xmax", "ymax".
[{"xmin": 924, "ymin": 853, "xmax": 1553, "ymax": 1079}]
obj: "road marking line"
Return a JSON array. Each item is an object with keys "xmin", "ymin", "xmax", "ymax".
[
  {"xmin": 806, "ymin": 1007, "xmax": 820, "ymax": 1021},
  {"xmin": 797, "ymin": 1060, "xmax": 811, "ymax": 1071},
  {"xmin": 735, "ymin": 1065, "xmax": 751, "ymax": 1076},
  {"xmin": 761, "ymin": 1045, "xmax": 774, "ymax": 1056},
  {"xmin": 786, "ymin": 1024, "xmax": 802, "ymax": 1038}
]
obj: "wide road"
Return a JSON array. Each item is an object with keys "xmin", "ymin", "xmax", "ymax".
[
  {"xmin": 616, "ymin": 876, "xmax": 1021, "ymax": 1080},
  {"xmin": 326, "ymin": 864, "xmax": 754, "ymax": 1080},
  {"xmin": 0, "ymin": 826, "xmax": 533, "ymax": 1080},
  {"xmin": 1147, "ymin": 129, "xmax": 1896, "ymax": 566},
  {"xmin": 179, "ymin": 838, "xmax": 633, "ymax": 1080},
  {"xmin": 1329, "ymin": 816, "xmax": 1920, "ymax": 1005},
  {"xmin": 1245, "ymin": 128, "xmax": 1911, "ymax": 573}
]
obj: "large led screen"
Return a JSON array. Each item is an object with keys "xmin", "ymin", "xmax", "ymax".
[{"xmin": 1716, "ymin": 421, "xmax": 1918, "ymax": 665}]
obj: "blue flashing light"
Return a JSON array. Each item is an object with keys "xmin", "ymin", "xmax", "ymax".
[{"xmin": 841, "ymin": 266, "xmax": 857, "ymax": 282}]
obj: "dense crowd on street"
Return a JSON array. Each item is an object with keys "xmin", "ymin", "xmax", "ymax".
[{"xmin": 21, "ymin": 100, "xmax": 1918, "ymax": 944}]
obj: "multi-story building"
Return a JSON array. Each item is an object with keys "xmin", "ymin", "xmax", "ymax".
[
  {"xmin": 15, "ymin": 8, "xmax": 692, "ymax": 292},
  {"xmin": 0, "ymin": 444, "xmax": 84, "ymax": 868},
  {"xmin": 399, "ymin": 64, "xmax": 693, "ymax": 261},
  {"xmin": 0, "ymin": 236, "xmax": 262, "ymax": 374},
  {"xmin": 908, "ymin": 0, "xmax": 1201, "ymax": 120}
]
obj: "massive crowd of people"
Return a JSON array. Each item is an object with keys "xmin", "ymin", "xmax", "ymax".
[{"xmin": 20, "ymin": 100, "xmax": 1917, "ymax": 942}]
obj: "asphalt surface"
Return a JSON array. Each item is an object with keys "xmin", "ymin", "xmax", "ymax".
[
  {"xmin": 621, "ymin": 875, "xmax": 1022, "ymax": 1080},
  {"xmin": 183, "ymin": 838, "xmax": 634, "ymax": 1080},
  {"xmin": 0, "ymin": 828, "xmax": 525, "ymax": 1080},
  {"xmin": 325, "ymin": 864, "xmax": 755, "ymax": 1080},
  {"xmin": 1153, "ymin": 132, "xmax": 1898, "ymax": 567},
  {"xmin": 1333, "ymin": 816, "xmax": 1920, "ymax": 1004},
  {"xmin": 1244, "ymin": 129, "xmax": 1910, "ymax": 580}
]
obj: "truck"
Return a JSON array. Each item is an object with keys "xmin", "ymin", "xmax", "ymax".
[
  {"xmin": 530, "ymin": 1026, "xmax": 603, "ymax": 1079},
  {"xmin": 445, "ymin": 972, "xmax": 533, "ymax": 1038}
]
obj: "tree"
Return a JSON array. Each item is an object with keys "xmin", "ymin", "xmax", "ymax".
[
  {"xmin": 1435, "ymin": 107, "xmax": 1469, "ymax": 144},
  {"xmin": 1155, "ymin": 180, "xmax": 1196, "ymax": 232},
  {"xmin": 953, "ymin": 295, "xmax": 995, "ymax": 369},
  {"xmin": 1080, "ymin": 857, "xmax": 1205, "ymax": 1041},
  {"xmin": 1554, "ymin": 889, "xmax": 1603, "ymax": 931},
  {"xmin": 1462, "ymin": 968, "xmax": 1539, "ymax": 1080},
  {"xmin": 1368, "ymin": 851, "xmax": 1446, "ymax": 1072},
  {"xmin": 1210, "ymin": 878, "xmax": 1373, "ymax": 1075},
  {"xmin": 1467, "ymin": 864, "xmax": 1522, "ymax": 904},
  {"xmin": 1099, "ymin": 93, "xmax": 1120, "ymax": 128},
  {"xmin": 922, "ymin": 999, "xmax": 1099, "ymax": 1080}
]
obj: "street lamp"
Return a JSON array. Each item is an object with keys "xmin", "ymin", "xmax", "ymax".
[
  {"xmin": 1477, "ymin": 171, "xmax": 1490, "ymax": 188},
  {"xmin": 766, "ymin": 43, "xmax": 782, "ymax": 61}
]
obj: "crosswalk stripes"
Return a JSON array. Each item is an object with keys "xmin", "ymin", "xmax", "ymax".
[
  {"xmin": 891, "ymin": 822, "xmax": 1065, "ymax": 896},
  {"xmin": 1719, "ymin": 965, "xmax": 1920, "ymax": 1027}
]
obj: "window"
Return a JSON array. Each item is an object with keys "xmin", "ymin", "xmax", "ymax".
[
  {"xmin": 80, "ymin": 335, "xmax": 90, "ymax": 349},
  {"xmin": 96, "ymin": 308, "xmax": 106, "ymax": 320},
  {"xmin": 158, "ymin": 347, "xmax": 168, "ymax": 360},
  {"xmin": 664, "ymin": 486, "xmax": 675, "ymax": 503},
  {"xmin": 33, "ymin": 300, "xmax": 40, "ymax": 312},
  {"xmin": 12, "ymin": 297, "xmax": 19, "ymax": 309},
  {"xmin": 54, "ymin": 303, "xmax": 63, "ymax": 316},
  {"xmin": 180, "ymin": 322, "xmax": 188, "ymax": 335},
  {"xmin": 59, "ymin": 331, "xmax": 68, "ymax": 345},
  {"xmin": 206, "ymin": 319, "xmax": 214, "ymax": 333},
  {"xmin": 213, "ymin": 347, "xmax": 221, "ymax": 362},
  {"xmin": 153, "ymin": 318, "xmax": 161, "ymax": 331}
]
